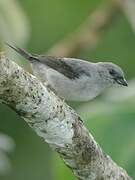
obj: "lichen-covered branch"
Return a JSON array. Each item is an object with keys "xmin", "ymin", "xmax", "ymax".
[
  {"xmin": 47, "ymin": 1, "xmax": 120, "ymax": 57},
  {"xmin": 0, "ymin": 53, "xmax": 131, "ymax": 179}
]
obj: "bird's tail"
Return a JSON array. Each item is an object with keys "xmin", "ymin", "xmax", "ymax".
[{"xmin": 5, "ymin": 42, "xmax": 34, "ymax": 61}]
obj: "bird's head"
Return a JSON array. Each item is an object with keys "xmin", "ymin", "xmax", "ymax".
[{"xmin": 97, "ymin": 62, "xmax": 128, "ymax": 87}]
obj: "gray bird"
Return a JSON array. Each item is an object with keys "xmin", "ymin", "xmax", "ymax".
[{"xmin": 7, "ymin": 44, "xmax": 128, "ymax": 101}]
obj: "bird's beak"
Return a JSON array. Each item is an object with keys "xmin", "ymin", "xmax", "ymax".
[{"xmin": 116, "ymin": 78, "xmax": 128, "ymax": 86}]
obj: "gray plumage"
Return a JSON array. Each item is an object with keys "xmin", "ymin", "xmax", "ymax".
[{"xmin": 7, "ymin": 43, "xmax": 128, "ymax": 101}]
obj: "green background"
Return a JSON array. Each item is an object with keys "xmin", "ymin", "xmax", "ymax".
[{"xmin": 0, "ymin": 0, "xmax": 135, "ymax": 179}]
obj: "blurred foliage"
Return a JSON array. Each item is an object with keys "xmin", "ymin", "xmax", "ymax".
[
  {"xmin": 19, "ymin": 0, "xmax": 106, "ymax": 52},
  {"xmin": 0, "ymin": 134, "xmax": 15, "ymax": 175},
  {"xmin": 81, "ymin": 13, "xmax": 135, "ymax": 79},
  {"xmin": 0, "ymin": 0, "xmax": 29, "ymax": 66},
  {"xmin": 0, "ymin": 0, "xmax": 29, "ymax": 48},
  {"xmin": 0, "ymin": 0, "xmax": 135, "ymax": 180}
]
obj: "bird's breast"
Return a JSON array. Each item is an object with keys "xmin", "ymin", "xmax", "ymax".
[{"xmin": 47, "ymin": 70, "xmax": 103, "ymax": 101}]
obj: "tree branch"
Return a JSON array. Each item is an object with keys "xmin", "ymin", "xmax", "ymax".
[{"xmin": 0, "ymin": 53, "xmax": 132, "ymax": 179}]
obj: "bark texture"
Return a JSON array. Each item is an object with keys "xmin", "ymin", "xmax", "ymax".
[{"xmin": 0, "ymin": 53, "xmax": 132, "ymax": 180}]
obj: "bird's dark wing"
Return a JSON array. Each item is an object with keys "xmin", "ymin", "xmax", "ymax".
[
  {"xmin": 6, "ymin": 43, "xmax": 91, "ymax": 79},
  {"xmin": 38, "ymin": 55, "xmax": 91, "ymax": 79}
]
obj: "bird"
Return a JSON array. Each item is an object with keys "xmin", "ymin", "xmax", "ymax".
[{"xmin": 6, "ymin": 43, "xmax": 128, "ymax": 101}]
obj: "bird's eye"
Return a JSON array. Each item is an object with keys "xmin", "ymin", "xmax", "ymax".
[{"xmin": 109, "ymin": 69, "xmax": 116, "ymax": 76}]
